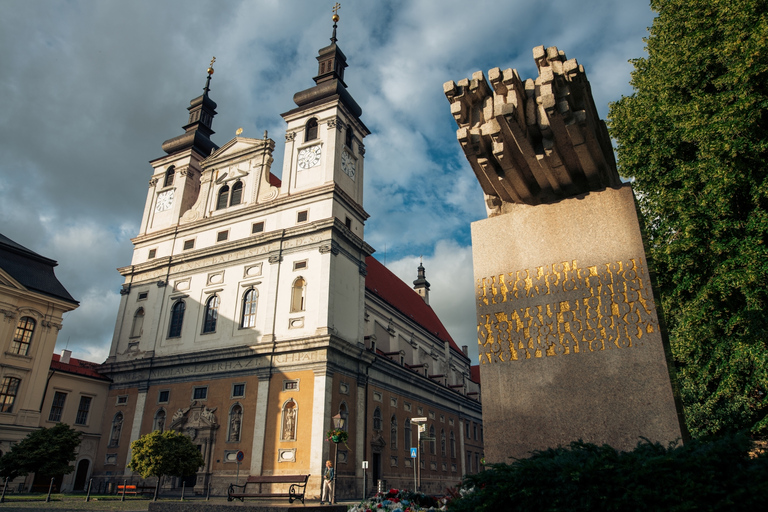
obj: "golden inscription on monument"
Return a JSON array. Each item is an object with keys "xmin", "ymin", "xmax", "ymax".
[{"xmin": 476, "ymin": 258, "xmax": 660, "ymax": 364}]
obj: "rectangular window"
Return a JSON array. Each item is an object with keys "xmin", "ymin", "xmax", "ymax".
[
  {"xmin": 473, "ymin": 423, "xmax": 478, "ymax": 440},
  {"xmin": 232, "ymin": 383, "xmax": 245, "ymax": 398},
  {"xmin": 297, "ymin": 210, "xmax": 308, "ymax": 223},
  {"xmin": 293, "ymin": 260, "xmax": 307, "ymax": 271},
  {"xmin": 0, "ymin": 377, "xmax": 20, "ymax": 413},
  {"xmin": 49, "ymin": 391, "xmax": 67, "ymax": 422},
  {"xmin": 193, "ymin": 387, "xmax": 208, "ymax": 400},
  {"xmin": 116, "ymin": 395, "xmax": 128, "ymax": 405},
  {"xmin": 158, "ymin": 390, "xmax": 169, "ymax": 403},
  {"xmin": 148, "ymin": 249, "xmax": 157, "ymax": 259},
  {"xmin": 466, "ymin": 422, "xmax": 470, "ymax": 438},
  {"xmin": 252, "ymin": 221, "xmax": 264, "ymax": 234},
  {"xmin": 75, "ymin": 396, "xmax": 92, "ymax": 425},
  {"xmin": 183, "ymin": 239, "xmax": 195, "ymax": 251},
  {"xmin": 216, "ymin": 230, "xmax": 228, "ymax": 242},
  {"xmin": 138, "ymin": 291, "xmax": 148, "ymax": 300},
  {"xmin": 283, "ymin": 380, "xmax": 299, "ymax": 391},
  {"xmin": 345, "ymin": 217, "xmax": 352, "ymax": 229}
]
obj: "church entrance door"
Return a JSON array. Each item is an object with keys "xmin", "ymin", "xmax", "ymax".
[
  {"xmin": 372, "ymin": 452, "xmax": 381, "ymax": 490},
  {"xmin": 73, "ymin": 459, "xmax": 90, "ymax": 491}
]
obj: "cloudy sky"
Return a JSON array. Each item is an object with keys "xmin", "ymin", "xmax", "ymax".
[{"xmin": 0, "ymin": 0, "xmax": 655, "ymax": 364}]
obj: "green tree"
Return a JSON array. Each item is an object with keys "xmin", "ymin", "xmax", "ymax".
[
  {"xmin": 128, "ymin": 430, "xmax": 204, "ymax": 500},
  {"xmin": 0, "ymin": 423, "xmax": 82, "ymax": 481},
  {"xmin": 609, "ymin": 0, "xmax": 768, "ymax": 438}
]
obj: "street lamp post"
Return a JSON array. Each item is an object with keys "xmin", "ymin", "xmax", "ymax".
[{"xmin": 331, "ymin": 413, "xmax": 346, "ymax": 504}]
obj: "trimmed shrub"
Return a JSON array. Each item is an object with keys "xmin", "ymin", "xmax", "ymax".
[{"xmin": 448, "ymin": 434, "xmax": 768, "ymax": 512}]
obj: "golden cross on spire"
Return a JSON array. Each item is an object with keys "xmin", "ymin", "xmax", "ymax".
[
  {"xmin": 332, "ymin": 3, "xmax": 341, "ymax": 15},
  {"xmin": 207, "ymin": 56, "xmax": 216, "ymax": 76}
]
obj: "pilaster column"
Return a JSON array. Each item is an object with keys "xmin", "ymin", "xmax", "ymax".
[
  {"xmin": 250, "ymin": 368, "xmax": 272, "ymax": 475},
  {"xmin": 126, "ymin": 389, "xmax": 148, "ymax": 472},
  {"xmin": 309, "ymin": 369, "xmax": 332, "ymax": 493}
]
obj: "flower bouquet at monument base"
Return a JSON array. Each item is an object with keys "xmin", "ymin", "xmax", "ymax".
[{"xmin": 348, "ymin": 487, "xmax": 446, "ymax": 511}]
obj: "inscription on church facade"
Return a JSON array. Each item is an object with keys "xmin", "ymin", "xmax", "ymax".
[{"xmin": 476, "ymin": 258, "xmax": 660, "ymax": 364}]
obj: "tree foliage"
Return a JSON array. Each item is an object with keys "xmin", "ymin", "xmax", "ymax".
[
  {"xmin": 447, "ymin": 435, "xmax": 768, "ymax": 512},
  {"xmin": 0, "ymin": 423, "xmax": 82, "ymax": 480},
  {"xmin": 608, "ymin": 0, "xmax": 768, "ymax": 438},
  {"xmin": 128, "ymin": 430, "xmax": 204, "ymax": 481}
]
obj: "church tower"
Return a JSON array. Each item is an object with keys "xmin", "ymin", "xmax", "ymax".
[{"xmin": 97, "ymin": 10, "xmax": 373, "ymax": 496}]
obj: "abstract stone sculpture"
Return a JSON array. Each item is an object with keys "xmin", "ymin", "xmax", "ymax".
[
  {"xmin": 447, "ymin": 47, "xmax": 685, "ymax": 462},
  {"xmin": 444, "ymin": 45, "xmax": 620, "ymax": 214}
]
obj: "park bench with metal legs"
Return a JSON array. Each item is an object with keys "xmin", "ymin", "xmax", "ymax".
[{"xmin": 227, "ymin": 474, "xmax": 310, "ymax": 504}]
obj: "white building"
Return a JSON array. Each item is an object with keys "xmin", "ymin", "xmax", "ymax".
[{"xmin": 93, "ymin": 21, "xmax": 482, "ymax": 498}]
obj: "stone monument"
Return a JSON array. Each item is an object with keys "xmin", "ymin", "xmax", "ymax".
[{"xmin": 444, "ymin": 46, "xmax": 686, "ymax": 461}]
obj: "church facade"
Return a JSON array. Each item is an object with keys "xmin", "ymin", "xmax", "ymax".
[{"xmin": 91, "ymin": 23, "xmax": 482, "ymax": 498}]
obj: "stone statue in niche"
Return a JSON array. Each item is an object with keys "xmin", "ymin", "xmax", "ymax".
[
  {"xmin": 282, "ymin": 400, "xmax": 297, "ymax": 441},
  {"xmin": 229, "ymin": 406, "xmax": 242, "ymax": 442}
]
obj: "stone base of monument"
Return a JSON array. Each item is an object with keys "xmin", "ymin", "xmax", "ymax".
[{"xmin": 472, "ymin": 184, "xmax": 684, "ymax": 462}]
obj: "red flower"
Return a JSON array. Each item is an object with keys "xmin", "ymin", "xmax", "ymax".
[{"xmin": 377, "ymin": 504, "xmax": 383, "ymax": 508}]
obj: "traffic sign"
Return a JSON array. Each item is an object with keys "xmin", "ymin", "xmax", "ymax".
[
  {"xmin": 410, "ymin": 447, "xmax": 417, "ymax": 458},
  {"xmin": 410, "ymin": 417, "xmax": 428, "ymax": 423},
  {"xmin": 236, "ymin": 451, "xmax": 245, "ymax": 462},
  {"xmin": 418, "ymin": 424, "xmax": 427, "ymax": 433},
  {"xmin": 362, "ymin": 460, "xmax": 368, "ymax": 469}
]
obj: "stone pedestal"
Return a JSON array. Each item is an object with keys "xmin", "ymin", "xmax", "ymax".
[{"xmin": 472, "ymin": 185, "xmax": 684, "ymax": 461}]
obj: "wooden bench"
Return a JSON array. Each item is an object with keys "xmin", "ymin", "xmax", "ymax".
[
  {"xmin": 227, "ymin": 474, "xmax": 310, "ymax": 504},
  {"xmin": 116, "ymin": 484, "xmax": 154, "ymax": 496}
]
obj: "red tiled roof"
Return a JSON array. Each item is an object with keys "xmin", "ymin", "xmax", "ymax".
[
  {"xmin": 51, "ymin": 353, "xmax": 111, "ymax": 381},
  {"xmin": 365, "ymin": 256, "xmax": 468, "ymax": 361},
  {"xmin": 269, "ymin": 173, "xmax": 282, "ymax": 187},
  {"xmin": 470, "ymin": 365, "xmax": 481, "ymax": 384}
]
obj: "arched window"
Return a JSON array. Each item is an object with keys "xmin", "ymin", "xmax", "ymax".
[
  {"xmin": 441, "ymin": 428, "xmax": 446, "ymax": 457},
  {"xmin": 404, "ymin": 418, "xmax": 412, "ymax": 450},
  {"xmin": 290, "ymin": 277, "xmax": 306, "ymax": 312},
  {"xmin": 168, "ymin": 300, "xmax": 185, "ymax": 338},
  {"xmin": 429, "ymin": 425, "xmax": 436, "ymax": 454},
  {"xmin": 339, "ymin": 402, "xmax": 349, "ymax": 432},
  {"xmin": 0, "ymin": 377, "xmax": 21, "ymax": 413},
  {"xmin": 130, "ymin": 308, "xmax": 144, "ymax": 338},
  {"xmin": 229, "ymin": 181, "xmax": 243, "ymax": 206},
  {"xmin": 228, "ymin": 404, "xmax": 243, "ymax": 442},
  {"xmin": 345, "ymin": 126, "xmax": 353, "ymax": 148},
  {"xmin": 163, "ymin": 166, "xmax": 175, "ymax": 187},
  {"xmin": 450, "ymin": 430, "xmax": 456, "ymax": 458},
  {"xmin": 109, "ymin": 412, "xmax": 123, "ymax": 447},
  {"xmin": 241, "ymin": 289, "xmax": 258, "ymax": 328},
  {"xmin": 372, "ymin": 407, "xmax": 382, "ymax": 430},
  {"xmin": 202, "ymin": 295, "xmax": 219, "ymax": 333},
  {"xmin": 216, "ymin": 185, "xmax": 229, "ymax": 210},
  {"xmin": 281, "ymin": 400, "xmax": 297, "ymax": 441},
  {"xmin": 11, "ymin": 316, "xmax": 35, "ymax": 355},
  {"xmin": 390, "ymin": 415, "xmax": 398, "ymax": 450},
  {"xmin": 153, "ymin": 409, "xmax": 166, "ymax": 432},
  {"xmin": 305, "ymin": 118, "xmax": 318, "ymax": 141}
]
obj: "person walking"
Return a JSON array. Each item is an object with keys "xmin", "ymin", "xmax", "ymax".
[{"xmin": 320, "ymin": 460, "xmax": 334, "ymax": 504}]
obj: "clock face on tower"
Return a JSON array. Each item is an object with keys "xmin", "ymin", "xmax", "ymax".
[
  {"xmin": 341, "ymin": 149, "xmax": 356, "ymax": 180},
  {"xmin": 297, "ymin": 144, "xmax": 322, "ymax": 170},
  {"xmin": 155, "ymin": 190, "xmax": 174, "ymax": 212}
]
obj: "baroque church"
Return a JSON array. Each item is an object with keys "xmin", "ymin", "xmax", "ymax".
[{"xmin": 91, "ymin": 16, "xmax": 483, "ymax": 498}]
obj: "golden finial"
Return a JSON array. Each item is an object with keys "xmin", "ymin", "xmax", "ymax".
[
  {"xmin": 332, "ymin": 2, "xmax": 340, "ymax": 22},
  {"xmin": 208, "ymin": 56, "xmax": 216, "ymax": 75},
  {"xmin": 236, "ymin": 127, "xmax": 243, "ymax": 137}
]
